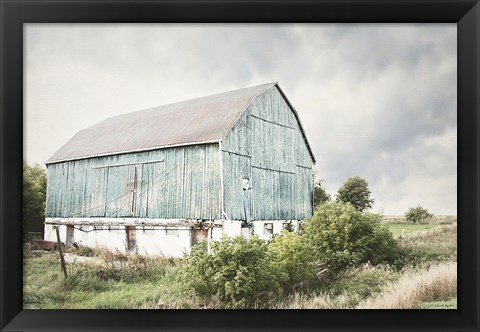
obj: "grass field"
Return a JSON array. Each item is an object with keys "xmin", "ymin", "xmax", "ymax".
[
  {"xmin": 24, "ymin": 218, "xmax": 457, "ymax": 309},
  {"xmin": 385, "ymin": 223, "xmax": 436, "ymax": 237},
  {"xmin": 382, "ymin": 215, "xmax": 457, "ymax": 238}
]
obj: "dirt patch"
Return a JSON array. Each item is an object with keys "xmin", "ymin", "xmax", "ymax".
[{"xmin": 63, "ymin": 253, "xmax": 104, "ymax": 265}]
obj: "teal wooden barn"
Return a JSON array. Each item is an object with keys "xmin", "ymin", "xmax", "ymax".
[{"xmin": 44, "ymin": 82, "xmax": 316, "ymax": 256}]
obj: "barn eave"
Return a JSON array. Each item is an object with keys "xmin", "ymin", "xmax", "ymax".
[
  {"xmin": 45, "ymin": 139, "xmax": 222, "ymax": 165},
  {"xmin": 274, "ymin": 84, "xmax": 316, "ymax": 164}
]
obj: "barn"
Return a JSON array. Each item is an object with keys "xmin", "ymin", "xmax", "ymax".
[{"xmin": 43, "ymin": 82, "xmax": 316, "ymax": 256}]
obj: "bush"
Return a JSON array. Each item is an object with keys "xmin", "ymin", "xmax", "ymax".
[
  {"xmin": 268, "ymin": 231, "xmax": 317, "ymax": 290},
  {"xmin": 182, "ymin": 236, "xmax": 281, "ymax": 308},
  {"xmin": 405, "ymin": 206, "xmax": 433, "ymax": 223},
  {"xmin": 301, "ymin": 202, "xmax": 401, "ymax": 272}
]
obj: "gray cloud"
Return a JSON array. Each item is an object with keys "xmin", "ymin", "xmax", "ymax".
[
  {"xmin": 284, "ymin": 25, "xmax": 456, "ymax": 215},
  {"xmin": 24, "ymin": 23, "xmax": 457, "ymax": 215}
]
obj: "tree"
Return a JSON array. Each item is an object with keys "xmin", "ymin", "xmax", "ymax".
[
  {"xmin": 404, "ymin": 206, "xmax": 433, "ymax": 223},
  {"xmin": 336, "ymin": 176, "xmax": 374, "ymax": 213},
  {"xmin": 23, "ymin": 161, "xmax": 47, "ymax": 240},
  {"xmin": 314, "ymin": 180, "xmax": 331, "ymax": 209}
]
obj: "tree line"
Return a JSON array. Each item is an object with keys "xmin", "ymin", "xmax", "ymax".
[
  {"xmin": 23, "ymin": 162, "xmax": 47, "ymax": 240},
  {"xmin": 315, "ymin": 176, "xmax": 433, "ymax": 222}
]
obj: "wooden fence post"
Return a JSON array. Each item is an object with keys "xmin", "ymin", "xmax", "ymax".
[{"xmin": 55, "ymin": 226, "xmax": 68, "ymax": 278}]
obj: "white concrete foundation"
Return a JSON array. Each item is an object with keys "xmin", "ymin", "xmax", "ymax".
[{"xmin": 44, "ymin": 218, "xmax": 299, "ymax": 257}]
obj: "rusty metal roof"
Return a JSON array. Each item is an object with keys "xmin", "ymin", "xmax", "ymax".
[{"xmin": 46, "ymin": 82, "xmax": 315, "ymax": 164}]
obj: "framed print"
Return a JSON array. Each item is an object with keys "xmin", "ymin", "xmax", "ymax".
[{"xmin": 1, "ymin": 0, "xmax": 479, "ymax": 331}]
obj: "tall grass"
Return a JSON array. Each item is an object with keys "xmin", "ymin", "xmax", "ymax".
[
  {"xmin": 271, "ymin": 261, "xmax": 456, "ymax": 309},
  {"xmin": 356, "ymin": 261, "xmax": 457, "ymax": 309},
  {"xmin": 267, "ymin": 292, "xmax": 342, "ymax": 309},
  {"xmin": 398, "ymin": 223, "xmax": 457, "ymax": 267},
  {"xmin": 270, "ymin": 263, "xmax": 400, "ymax": 309},
  {"xmin": 23, "ymin": 248, "xmax": 192, "ymax": 309}
]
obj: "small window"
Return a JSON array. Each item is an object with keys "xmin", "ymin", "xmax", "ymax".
[
  {"xmin": 283, "ymin": 222, "xmax": 294, "ymax": 232},
  {"xmin": 264, "ymin": 223, "xmax": 273, "ymax": 239},
  {"xmin": 242, "ymin": 178, "xmax": 251, "ymax": 191}
]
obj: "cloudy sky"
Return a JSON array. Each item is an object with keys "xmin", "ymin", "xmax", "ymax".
[{"xmin": 24, "ymin": 24, "xmax": 457, "ymax": 215}]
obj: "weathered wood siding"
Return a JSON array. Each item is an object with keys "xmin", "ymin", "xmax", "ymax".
[
  {"xmin": 222, "ymin": 86, "xmax": 314, "ymax": 220},
  {"xmin": 46, "ymin": 144, "xmax": 221, "ymax": 220}
]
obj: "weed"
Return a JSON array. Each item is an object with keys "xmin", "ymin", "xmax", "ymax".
[{"xmin": 75, "ymin": 246, "xmax": 96, "ymax": 257}]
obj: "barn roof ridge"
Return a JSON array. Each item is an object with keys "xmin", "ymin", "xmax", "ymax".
[{"xmin": 98, "ymin": 81, "xmax": 278, "ymax": 125}]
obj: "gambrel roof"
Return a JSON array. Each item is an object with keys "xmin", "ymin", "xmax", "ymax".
[{"xmin": 47, "ymin": 82, "xmax": 315, "ymax": 164}]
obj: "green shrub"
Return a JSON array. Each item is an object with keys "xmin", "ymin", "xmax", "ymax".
[
  {"xmin": 302, "ymin": 202, "xmax": 401, "ymax": 272},
  {"xmin": 182, "ymin": 236, "xmax": 281, "ymax": 308},
  {"xmin": 268, "ymin": 231, "xmax": 317, "ymax": 290}
]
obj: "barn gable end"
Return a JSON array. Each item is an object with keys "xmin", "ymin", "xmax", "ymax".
[{"xmin": 221, "ymin": 85, "xmax": 315, "ymax": 221}]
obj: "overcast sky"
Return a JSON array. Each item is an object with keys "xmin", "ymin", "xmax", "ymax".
[{"xmin": 24, "ymin": 24, "xmax": 457, "ymax": 215}]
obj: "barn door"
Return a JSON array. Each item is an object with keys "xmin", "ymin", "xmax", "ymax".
[
  {"xmin": 126, "ymin": 226, "xmax": 137, "ymax": 254},
  {"xmin": 242, "ymin": 178, "xmax": 252, "ymax": 225},
  {"xmin": 104, "ymin": 164, "xmax": 142, "ymax": 217}
]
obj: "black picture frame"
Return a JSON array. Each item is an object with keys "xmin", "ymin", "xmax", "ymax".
[{"xmin": 1, "ymin": 1, "xmax": 479, "ymax": 331}]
